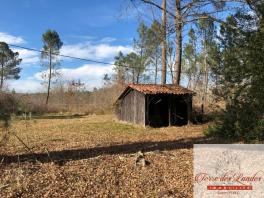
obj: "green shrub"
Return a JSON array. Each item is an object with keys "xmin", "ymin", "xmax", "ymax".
[{"xmin": 204, "ymin": 101, "xmax": 264, "ymax": 143}]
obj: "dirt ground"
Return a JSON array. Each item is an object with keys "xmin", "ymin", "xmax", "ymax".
[{"xmin": 0, "ymin": 114, "xmax": 213, "ymax": 198}]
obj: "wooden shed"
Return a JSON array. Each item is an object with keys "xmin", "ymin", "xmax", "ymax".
[{"xmin": 115, "ymin": 84, "xmax": 195, "ymax": 127}]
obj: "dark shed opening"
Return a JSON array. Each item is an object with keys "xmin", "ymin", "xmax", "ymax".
[
  {"xmin": 148, "ymin": 95, "xmax": 169, "ymax": 127},
  {"xmin": 115, "ymin": 84, "xmax": 195, "ymax": 127}
]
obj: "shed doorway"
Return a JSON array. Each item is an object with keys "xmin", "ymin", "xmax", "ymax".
[
  {"xmin": 148, "ymin": 96, "xmax": 169, "ymax": 127},
  {"xmin": 147, "ymin": 95, "xmax": 189, "ymax": 127},
  {"xmin": 173, "ymin": 99, "xmax": 188, "ymax": 126}
]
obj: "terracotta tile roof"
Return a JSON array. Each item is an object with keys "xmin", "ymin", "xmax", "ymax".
[
  {"xmin": 127, "ymin": 84, "xmax": 195, "ymax": 95},
  {"xmin": 115, "ymin": 84, "xmax": 195, "ymax": 104}
]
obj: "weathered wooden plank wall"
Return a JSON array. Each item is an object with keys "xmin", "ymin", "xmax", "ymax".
[
  {"xmin": 134, "ymin": 90, "xmax": 145, "ymax": 125},
  {"xmin": 118, "ymin": 90, "xmax": 145, "ymax": 125}
]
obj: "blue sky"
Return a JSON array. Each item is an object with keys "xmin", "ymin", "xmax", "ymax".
[
  {"xmin": 0, "ymin": 0, "xmax": 247, "ymax": 93},
  {"xmin": 0, "ymin": 0, "xmax": 139, "ymax": 92}
]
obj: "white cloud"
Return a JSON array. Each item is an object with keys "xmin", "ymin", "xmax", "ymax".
[
  {"xmin": 12, "ymin": 48, "xmax": 39, "ymax": 65},
  {"xmin": 8, "ymin": 63, "xmax": 114, "ymax": 93},
  {"xmin": 32, "ymin": 63, "xmax": 113, "ymax": 91},
  {"xmin": 67, "ymin": 35, "xmax": 95, "ymax": 40},
  {"xmin": 61, "ymin": 42, "xmax": 133, "ymax": 61},
  {"xmin": 60, "ymin": 64, "xmax": 113, "ymax": 79},
  {"xmin": 8, "ymin": 79, "xmax": 43, "ymax": 93},
  {"xmin": 0, "ymin": 32, "xmax": 26, "ymax": 44},
  {"xmin": 100, "ymin": 37, "xmax": 116, "ymax": 43},
  {"xmin": 34, "ymin": 63, "xmax": 113, "ymax": 81},
  {"xmin": 0, "ymin": 33, "xmax": 39, "ymax": 65},
  {"xmin": 5, "ymin": 37, "xmax": 133, "ymax": 92},
  {"xmin": 0, "ymin": 33, "xmax": 132, "ymax": 65}
]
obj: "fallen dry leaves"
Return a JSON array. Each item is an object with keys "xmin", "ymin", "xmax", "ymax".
[{"xmin": 0, "ymin": 114, "xmax": 210, "ymax": 197}]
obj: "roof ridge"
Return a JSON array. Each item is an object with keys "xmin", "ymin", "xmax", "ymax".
[
  {"xmin": 115, "ymin": 83, "xmax": 195, "ymax": 103},
  {"xmin": 126, "ymin": 83, "xmax": 195, "ymax": 95}
]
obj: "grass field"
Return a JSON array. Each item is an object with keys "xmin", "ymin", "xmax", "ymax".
[{"xmin": 0, "ymin": 114, "xmax": 214, "ymax": 197}]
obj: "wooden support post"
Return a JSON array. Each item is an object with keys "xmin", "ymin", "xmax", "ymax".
[
  {"xmin": 145, "ymin": 95, "xmax": 149, "ymax": 126},
  {"xmin": 134, "ymin": 91, "xmax": 136, "ymax": 124},
  {"xmin": 168, "ymin": 96, "xmax": 172, "ymax": 126},
  {"xmin": 187, "ymin": 96, "xmax": 192, "ymax": 125}
]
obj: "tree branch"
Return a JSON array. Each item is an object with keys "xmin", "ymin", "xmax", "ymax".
[{"xmin": 138, "ymin": 0, "xmax": 176, "ymax": 19}]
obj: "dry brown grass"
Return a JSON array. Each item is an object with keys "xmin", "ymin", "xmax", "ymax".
[{"xmin": 0, "ymin": 114, "xmax": 211, "ymax": 197}]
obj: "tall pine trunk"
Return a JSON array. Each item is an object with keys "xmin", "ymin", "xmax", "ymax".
[
  {"xmin": 132, "ymin": 69, "xmax": 135, "ymax": 84},
  {"xmin": 161, "ymin": 0, "xmax": 167, "ymax": 84},
  {"xmin": 169, "ymin": 65, "xmax": 174, "ymax": 82},
  {"xmin": 202, "ymin": 43, "xmax": 209, "ymax": 114},
  {"xmin": 136, "ymin": 66, "xmax": 140, "ymax": 83},
  {"xmin": 0, "ymin": 63, "xmax": 3, "ymax": 90},
  {"xmin": 187, "ymin": 75, "xmax": 192, "ymax": 89},
  {"xmin": 173, "ymin": 0, "xmax": 182, "ymax": 85},
  {"xmin": 46, "ymin": 50, "xmax": 52, "ymax": 105},
  {"xmin": 154, "ymin": 50, "xmax": 158, "ymax": 84}
]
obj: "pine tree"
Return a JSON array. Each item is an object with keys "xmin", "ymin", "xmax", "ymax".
[
  {"xmin": 207, "ymin": 4, "xmax": 264, "ymax": 142},
  {"xmin": 41, "ymin": 30, "xmax": 63, "ymax": 105},
  {"xmin": 0, "ymin": 42, "xmax": 22, "ymax": 90},
  {"xmin": 133, "ymin": 23, "xmax": 150, "ymax": 83},
  {"xmin": 113, "ymin": 51, "xmax": 127, "ymax": 85},
  {"xmin": 147, "ymin": 20, "xmax": 163, "ymax": 84},
  {"xmin": 183, "ymin": 28, "xmax": 197, "ymax": 89},
  {"xmin": 197, "ymin": 17, "xmax": 217, "ymax": 113}
]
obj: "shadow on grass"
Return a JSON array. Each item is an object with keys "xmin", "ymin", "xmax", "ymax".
[
  {"xmin": 0, "ymin": 136, "xmax": 234, "ymax": 165},
  {"xmin": 32, "ymin": 114, "xmax": 86, "ymax": 120}
]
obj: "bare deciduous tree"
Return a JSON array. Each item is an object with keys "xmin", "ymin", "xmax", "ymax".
[
  {"xmin": 161, "ymin": 0, "xmax": 167, "ymax": 84},
  {"xmin": 135, "ymin": 0, "xmax": 246, "ymax": 85}
]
